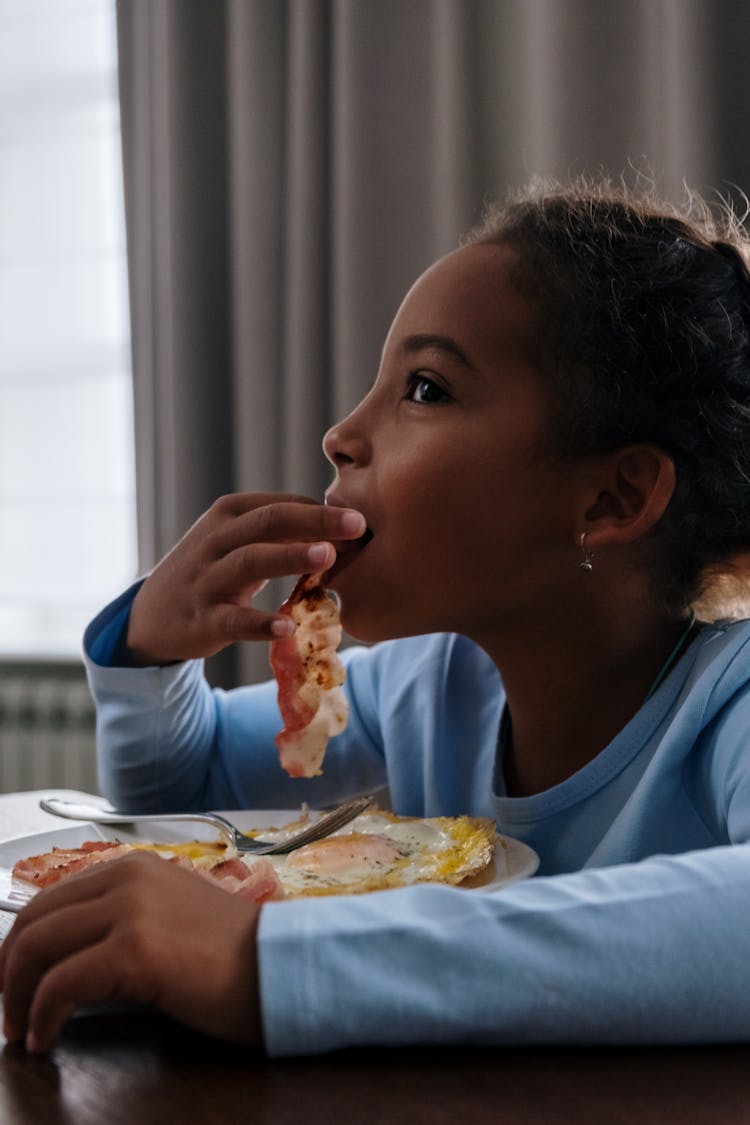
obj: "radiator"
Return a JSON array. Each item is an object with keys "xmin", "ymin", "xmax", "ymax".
[{"xmin": 0, "ymin": 670, "xmax": 98, "ymax": 795}]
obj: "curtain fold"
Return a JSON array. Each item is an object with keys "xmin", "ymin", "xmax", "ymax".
[{"xmin": 116, "ymin": 0, "xmax": 750, "ymax": 686}]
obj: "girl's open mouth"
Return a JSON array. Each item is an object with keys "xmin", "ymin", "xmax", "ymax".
[{"xmin": 325, "ymin": 527, "xmax": 374, "ymax": 583}]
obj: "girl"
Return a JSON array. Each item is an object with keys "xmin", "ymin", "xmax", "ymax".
[{"xmin": 3, "ymin": 178, "xmax": 750, "ymax": 1056}]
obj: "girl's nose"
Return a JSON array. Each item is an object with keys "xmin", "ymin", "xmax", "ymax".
[{"xmin": 323, "ymin": 402, "xmax": 371, "ymax": 469}]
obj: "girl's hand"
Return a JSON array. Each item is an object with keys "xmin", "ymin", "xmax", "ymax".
[
  {"xmin": 126, "ymin": 493, "xmax": 366, "ymax": 664},
  {"xmin": 0, "ymin": 853, "xmax": 263, "ymax": 1053}
]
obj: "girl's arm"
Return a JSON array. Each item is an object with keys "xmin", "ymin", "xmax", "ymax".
[{"xmin": 258, "ymin": 840, "xmax": 750, "ymax": 1054}]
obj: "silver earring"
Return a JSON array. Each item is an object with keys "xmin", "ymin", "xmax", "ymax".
[{"xmin": 579, "ymin": 532, "xmax": 593, "ymax": 573}]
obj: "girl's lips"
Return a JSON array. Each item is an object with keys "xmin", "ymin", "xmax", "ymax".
[
  {"xmin": 325, "ymin": 527, "xmax": 374, "ymax": 583},
  {"xmin": 323, "ymin": 492, "xmax": 372, "ymax": 556},
  {"xmin": 323, "ymin": 493, "xmax": 374, "ymax": 581},
  {"xmin": 334, "ymin": 526, "xmax": 373, "ymax": 554}
]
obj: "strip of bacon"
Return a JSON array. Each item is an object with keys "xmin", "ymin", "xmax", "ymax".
[
  {"xmin": 169, "ymin": 855, "xmax": 285, "ymax": 903},
  {"xmin": 13, "ymin": 842, "xmax": 285, "ymax": 904},
  {"xmin": 269, "ymin": 573, "xmax": 349, "ymax": 778},
  {"xmin": 12, "ymin": 841, "xmax": 131, "ymax": 888},
  {"xmin": 201, "ymin": 857, "xmax": 284, "ymax": 903}
]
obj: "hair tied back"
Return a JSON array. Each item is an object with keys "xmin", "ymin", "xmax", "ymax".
[
  {"xmin": 466, "ymin": 177, "xmax": 750, "ymax": 615},
  {"xmin": 712, "ymin": 240, "xmax": 750, "ymax": 301}
]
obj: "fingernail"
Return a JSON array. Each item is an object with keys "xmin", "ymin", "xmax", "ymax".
[
  {"xmin": 25, "ymin": 1030, "xmax": 40, "ymax": 1053},
  {"xmin": 271, "ymin": 617, "xmax": 295, "ymax": 638},
  {"xmin": 341, "ymin": 510, "xmax": 366, "ymax": 535},
  {"xmin": 307, "ymin": 542, "xmax": 333, "ymax": 565}
]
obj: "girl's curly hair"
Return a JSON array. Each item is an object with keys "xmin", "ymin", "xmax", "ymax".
[{"xmin": 467, "ymin": 177, "xmax": 750, "ymax": 616}]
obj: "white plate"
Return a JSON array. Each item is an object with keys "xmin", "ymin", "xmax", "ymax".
[{"xmin": 0, "ymin": 810, "xmax": 539, "ymax": 918}]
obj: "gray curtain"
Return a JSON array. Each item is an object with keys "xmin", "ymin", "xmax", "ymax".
[{"xmin": 116, "ymin": 0, "xmax": 750, "ymax": 686}]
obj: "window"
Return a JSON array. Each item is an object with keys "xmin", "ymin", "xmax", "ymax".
[{"xmin": 0, "ymin": 0, "xmax": 137, "ymax": 658}]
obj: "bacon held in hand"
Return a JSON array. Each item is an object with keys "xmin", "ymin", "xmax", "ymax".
[{"xmin": 269, "ymin": 574, "xmax": 349, "ymax": 778}]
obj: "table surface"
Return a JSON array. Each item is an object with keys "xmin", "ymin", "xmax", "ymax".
[{"xmin": 2, "ymin": 790, "xmax": 750, "ymax": 1125}]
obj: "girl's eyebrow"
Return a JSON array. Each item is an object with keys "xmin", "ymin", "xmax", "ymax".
[{"xmin": 401, "ymin": 334, "xmax": 479, "ymax": 374}]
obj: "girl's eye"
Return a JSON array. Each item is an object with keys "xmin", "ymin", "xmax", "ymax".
[{"xmin": 405, "ymin": 373, "xmax": 450, "ymax": 404}]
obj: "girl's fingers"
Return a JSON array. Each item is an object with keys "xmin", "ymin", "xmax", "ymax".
[
  {"xmin": 2, "ymin": 900, "xmax": 111, "ymax": 1044},
  {"xmin": 26, "ymin": 939, "xmax": 152, "ymax": 1054},
  {"xmin": 208, "ymin": 603, "xmax": 298, "ymax": 643},
  {"xmin": 205, "ymin": 499, "xmax": 365, "ymax": 558},
  {"xmin": 204, "ymin": 492, "xmax": 317, "ymax": 520},
  {"xmin": 210, "ymin": 539, "xmax": 337, "ymax": 595}
]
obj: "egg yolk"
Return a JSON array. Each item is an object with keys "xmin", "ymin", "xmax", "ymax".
[{"xmin": 285, "ymin": 832, "xmax": 403, "ymax": 873}]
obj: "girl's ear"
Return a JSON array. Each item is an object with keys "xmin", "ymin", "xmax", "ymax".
[{"xmin": 580, "ymin": 445, "xmax": 676, "ymax": 549}]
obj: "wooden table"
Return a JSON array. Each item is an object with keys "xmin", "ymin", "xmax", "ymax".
[{"xmin": 2, "ymin": 792, "xmax": 750, "ymax": 1125}]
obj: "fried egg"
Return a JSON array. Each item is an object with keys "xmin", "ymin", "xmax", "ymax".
[
  {"xmin": 239, "ymin": 808, "xmax": 499, "ymax": 897},
  {"xmin": 131, "ymin": 840, "xmax": 227, "ymax": 867}
]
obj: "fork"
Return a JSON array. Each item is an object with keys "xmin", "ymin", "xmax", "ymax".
[{"xmin": 39, "ymin": 795, "xmax": 374, "ymax": 855}]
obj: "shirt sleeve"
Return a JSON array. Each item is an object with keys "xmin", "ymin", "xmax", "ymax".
[
  {"xmin": 84, "ymin": 579, "xmax": 145, "ymax": 667},
  {"xmin": 258, "ymin": 841, "xmax": 750, "ymax": 1055}
]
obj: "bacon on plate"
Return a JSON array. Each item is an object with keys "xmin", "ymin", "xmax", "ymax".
[
  {"xmin": 186, "ymin": 856, "xmax": 284, "ymax": 903},
  {"xmin": 12, "ymin": 840, "xmax": 130, "ymax": 888},
  {"xmin": 12, "ymin": 842, "xmax": 285, "ymax": 903}
]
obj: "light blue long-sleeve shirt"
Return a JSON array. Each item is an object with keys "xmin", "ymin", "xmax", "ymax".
[{"xmin": 84, "ymin": 587, "xmax": 750, "ymax": 1055}]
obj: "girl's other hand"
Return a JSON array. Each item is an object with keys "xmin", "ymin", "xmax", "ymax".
[
  {"xmin": 0, "ymin": 852, "xmax": 263, "ymax": 1053},
  {"xmin": 126, "ymin": 493, "xmax": 366, "ymax": 664}
]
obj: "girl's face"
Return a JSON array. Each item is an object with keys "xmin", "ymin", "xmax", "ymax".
[{"xmin": 323, "ymin": 243, "xmax": 589, "ymax": 645}]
